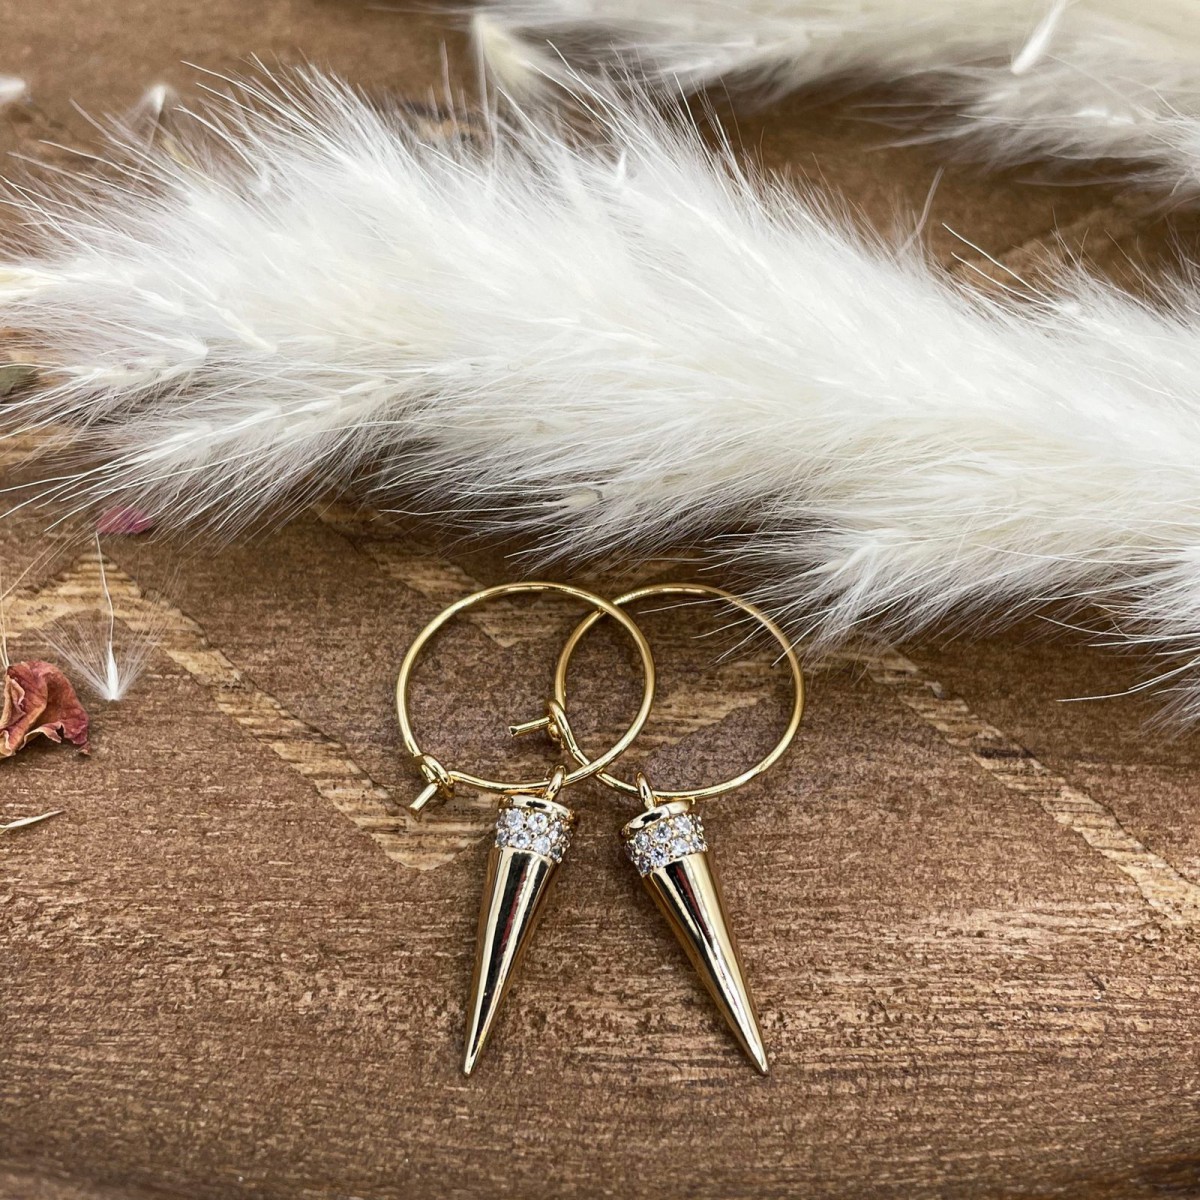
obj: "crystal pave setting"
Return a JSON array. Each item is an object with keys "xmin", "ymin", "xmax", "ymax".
[
  {"xmin": 495, "ymin": 796, "xmax": 573, "ymax": 862},
  {"xmin": 621, "ymin": 792, "xmax": 769, "ymax": 1074},
  {"xmin": 625, "ymin": 809, "xmax": 706, "ymax": 875},
  {"xmin": 463, "ymin": 791, "xmax": 577, "ymax": 1075}
]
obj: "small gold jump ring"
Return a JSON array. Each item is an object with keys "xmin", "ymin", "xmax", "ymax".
[
  {"xmin": 396, "ymin": 581, "xmax": 657, "ymax": 802},
  {"xmin": 552, "ymin": 583, "xmax": 803, "ymax": 803}
]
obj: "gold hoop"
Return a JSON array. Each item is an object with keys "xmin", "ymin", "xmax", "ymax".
[
  {"xmin": 552, "ymin": 583, "xmax": 803, "ymax": 803},
  {"xmin": 396, "ymin": 581, "xmax": 656, "ymax": 810}
]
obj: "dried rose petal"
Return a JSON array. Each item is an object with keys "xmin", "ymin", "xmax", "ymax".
[
  {"xmin": 96, "ymin": 506, "xmax": 154, "ymax": 535},
  {"xmin": 0, "ymin": 660, "xmax": 90, "ymax": 757}
]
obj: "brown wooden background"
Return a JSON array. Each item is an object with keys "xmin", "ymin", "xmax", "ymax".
[{"xmin": 4, "ymin": 3, "xmax": 1200, "ymax": 1198}]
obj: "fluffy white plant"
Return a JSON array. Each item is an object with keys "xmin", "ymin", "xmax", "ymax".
[
  {"xmin": 5, "ymin": 74, "xmax": 1200, "ymax": 710},
  {"xmin": 0, "ymin": 77, "xmax": 27, "ymax": 108},
  {"xmin": 475, "ymin": 1, "xmax": 1200, "ymax": 198}
]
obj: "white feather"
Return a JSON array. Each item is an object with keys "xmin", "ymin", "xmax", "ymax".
[
  {"xmin": 474, "ymin": 1, "xmax": 1200, "ymax": 197},
  {"xmin": 7, "ymin": 74, "xmax": 1200, "ymax": 711}
]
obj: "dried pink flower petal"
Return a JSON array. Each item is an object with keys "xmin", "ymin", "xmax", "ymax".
[{"xmin": 0, "ymin": 660, "xmax": 90, "ymax": 757}]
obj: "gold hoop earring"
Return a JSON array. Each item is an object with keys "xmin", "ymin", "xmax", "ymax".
[
  {"xmin": 396, "ymin": 581, "xmax": 657, "ymax": 1076},
  {"xmin": 551, "ymin": 583, "xmax": 803, "ymax": 1074}
]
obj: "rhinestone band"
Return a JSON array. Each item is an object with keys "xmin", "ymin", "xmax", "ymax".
[
  {"xmin": 625, "ymin": 811, "xmax": 706, "ymax": 876},
  {"xmin": 494, "ymin": 802, "xmax": 572, "ymax": 863}
]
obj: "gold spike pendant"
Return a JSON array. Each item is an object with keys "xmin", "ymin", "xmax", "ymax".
[
  {"xmin": 462, "ymin": 787, "xmax": 576, "ymax": 1075},
  {"xmin": 621, "ymin": 790, "xmax": 768, "ymax": 1074}
]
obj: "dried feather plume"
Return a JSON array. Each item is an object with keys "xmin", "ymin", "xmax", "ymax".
[
  {"xmin": 7, "ymin": 73, "xmax": 1200, "ymax": 712},
  {"xmin": 475, "ymin": 1, "xmax": 1200, "ymax": 198}
]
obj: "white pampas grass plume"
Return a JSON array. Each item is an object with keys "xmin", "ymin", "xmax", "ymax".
[
  {"xmin": 42, "ymin": 541, "xmax": 160, "ymax": 701},
  {"xmin": 475, "ymin": 14, "xmax": 568, "ymax": 98},
  {"xmin": 10, "ymin": 72, "xmax": 1200, "ymax": 711},
  {"xmin": 474, "ymin": 0, "xmax": 1055, "ymax": 95},
  {"xmin": 474, "ymin": 1, "xmax": 1200, "ymax": 197},
  {"xmin": 0, "ymin": 77, "xmax": 28, "ymax": 108}
]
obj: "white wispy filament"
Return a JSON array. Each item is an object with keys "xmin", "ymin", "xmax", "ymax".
[
  {"xmin": 4, "ymin": 74, "xmax": 1200, "ymax": 711},
  {"xmin": 475, "ymin": 1, "xmax": 1200, "ymax": 199},
  {"xmin": 42, "ymin": 542, "xmax": 159, "ymax": 701}
]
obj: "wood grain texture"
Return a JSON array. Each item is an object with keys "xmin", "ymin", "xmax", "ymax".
[
  {"xmin": 4, "ymin": 3, "xmax": 1200, "ymax": 1198},
  {"xmin": 5, "ymin": 512, "xmax": 1200, "ymax": 1200}
]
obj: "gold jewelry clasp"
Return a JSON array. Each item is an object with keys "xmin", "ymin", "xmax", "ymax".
[
  {"xmin": 507, "ymin": 698, "xmax": 567, "ymax": 745},
  {"xmin": 408, "ymin": 751, "xmax": 455, "ymax": 816}
]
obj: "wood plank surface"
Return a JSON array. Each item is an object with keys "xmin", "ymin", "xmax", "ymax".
[{"xmin": 3, "ymin": 3, "xmax": 1200, "ymax": 1198}]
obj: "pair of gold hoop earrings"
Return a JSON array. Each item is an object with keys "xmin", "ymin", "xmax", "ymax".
[{"xmin": 396, "ymin": 582, "xmax": 804, "ymax": 1076}]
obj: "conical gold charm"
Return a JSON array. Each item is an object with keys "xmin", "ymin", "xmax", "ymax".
[
  {"xmin": 462, "ymin": 792, "xmax": 576, "ymax": 1075},
  {"xmin": 622, "ymin": 799, "xmax": 768, "ymax": 1073}
]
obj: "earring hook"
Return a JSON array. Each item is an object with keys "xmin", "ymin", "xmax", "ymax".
[
  {"xmin": 551, "ymin": 583, "xmax": 804, "ymax": 803},
  {"xmin": 395, "ymin": 581, "xmax": 657, "ymax": 815}
]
